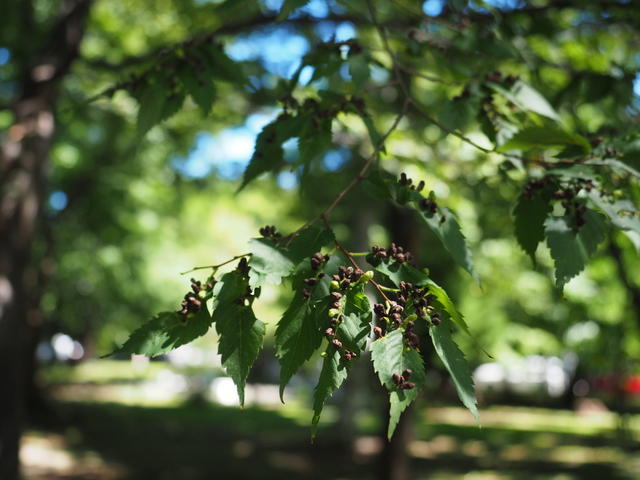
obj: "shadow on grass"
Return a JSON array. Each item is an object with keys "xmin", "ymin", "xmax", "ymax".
[
  {"xmin": 34, "ymin": 401, "xmax": 640, "ymax": 480},
  {"xmin": 46, "ymin": 400, "xmax": 360, "ymax": 480}
]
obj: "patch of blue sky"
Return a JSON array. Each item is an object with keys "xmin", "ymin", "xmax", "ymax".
[
  {"xmin": 323, "ymin": 148, "xmax": 350, "ymax": 172},
  {"xmin": 634, "ymin": 73, "xmax": 640, "ymax": 96},
  {"xmin": 422, "ymin": 0, "xmax": 444, "ymax": 16},
  {"xmin": 49, "ymin": 191, "xmax": 68, "ymax": 211},
  {"xmin": 469, "ymin": 0, "xmax": 524, "ymax": 12},
  {"xmin": 315, "ymin": 21, "xmax": 356, "ymax": 42},
  {"xmin": 277, "ymin": 171, "xmax": 298, "ymax": 189},
  {"xmin": 226, "ymin": 28, "xmax": 310, "ymax": 78},
  {"xmin": 0, "ymin": 48, "xmax": 10, "ymax": 66},
  {"xmin": 173, "ymin": 111, "xmax": 277, "ymax": 180}
]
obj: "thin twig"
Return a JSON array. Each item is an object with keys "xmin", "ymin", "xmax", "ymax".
[
  {"xmin": 287, "ymin": 99, "xmax": 409, "ymax": 246},
  {"xmin": 180, "ymin": 253, "xmax": 251, "ymax": 275},
  {"xmin": 396, "ymin": 64, "xmax": 465, "ymax": 86},
  {"xmin": 367, "ymin": 0, "xmax": 492, "ymax": 155},
  {"xmin": 322, "ymin": 215, "xmax": 391, "ymax": 303}
]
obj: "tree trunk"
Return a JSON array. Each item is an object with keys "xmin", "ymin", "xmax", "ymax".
[{"xmin": 0, "ymin": 1, "xmax": 91, "ymax": 477}]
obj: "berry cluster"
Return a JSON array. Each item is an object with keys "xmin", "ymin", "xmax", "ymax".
[
  {"xmin": 177, "ymin": 277, "xmax": 215, "ymax": 318},
  {"xmin": 399, "ymin": 281, "xmax": 439, "ymax": 325},
  {"xmin": 420, "ymin": 197, "xmax": 438, "ymax": 217},
  {"xmin": 373, "ymin": 281, "xmax": 441, "ymax": 347},
  {"xmin": 522, "ymin": 176, "xmax": 553, "ymax": 198},
  {"xmin": 398, "ymin": 172, "xmax": 425, "ymax": 192},
  {"xmin": 484, "ymin": 71, "xmax": 518, "ymax": 86},
  {"xmin": 259, "ymin": 225, "xmax": 282, "ymax": 240},
  {"xmin": 371, "ymin": 243, "xmax": 414, "ymax": 264},
  {"xmin": 551, "ymin": 178, "xmax": 595, "ymax": 232},
  {"xmin": 392, "ymin": 369, "xmax": 415, "ymax": 390},
  {"xmin": 302, "ymin": 274, "xmax": 325, "ymax": 299},
  {"xmin": 311, "ymin": 252, "xmax": 330, "ymax": 271},
  {"xmin": 323, "ymin": 286, "xmax": 358, "ymax": 362},
  {"xmin": 330, "ymin": 265, "xmax": 365, "ymax": 291}
]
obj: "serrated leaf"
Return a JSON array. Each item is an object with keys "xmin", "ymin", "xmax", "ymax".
[
  {"xmin": 587, "ymin": 159, "xmax": 640, "ymax": 178},
  {"xmin": 366, "ymin": 256, "xmax": 430, "ymax": 288},
  {"xmin": 195, "ymin": 44, "xmax": 244, "ymax": 85},
  {"xmin": 135, "ymin": 80, "xmax": 167, "ymax": 134},
  {"xmin": 276, "ymin": 292, "xmax": 326, "ymax": 401},
  {"xmin": 429, "ymin": 317, "xmax": 478, "ymax": 422},
  {"xmin": 248, "ymin": 238, "xmax": 296, "ymax": 287},
  {"xmin": 366, "ymin": 257, "xmax": 472, "ymax": 337},
  {"xmin": 589, "ymin": 191, "xmax": 640, "ymax": 233},
  {"xmin": 498, "ymin": 126, "xmax": 591, "ymax": 153},
  {"xmin": 409, "ymin": 192, "xmax": 477, "ymax": 281},
  {"xmin": 111, "ymin": 307, "xmax": 212, "ymax": 358},
  {"xmin": 213, "ymin": 271, "xmax": 265, "ymax": 406},
  {"xmin": 336, "ymin": 283, "xmax": 371, "ymax": 353},
  {"xmin": 544, "ymin": 209, "xmax": 608, "ymax": 289},
  {"xmin": 425, "ymin": 279, "xmax": 471, "ymax": 336},
  {"xmin": 277, "ymin": 0, "xmax": 308, "ymax": 21},
  {"xmin": 240, "ymin": 114, "xmax": 303, "ymax": 190},
  {"xmin": 489, "ymin": 80, "xmax": 560, "ymax": 121},
  {"xmin": 248, "ymin": 225, "xmax": 334, "ymax": 287},
  {"xmin": 179, "ymin": 67, "xmax": 216, "ymax": 115},
  {"xmin": 513, "ymin": 189, "xmax": 553, "ymax": 262},
  {"xmin": 298, "ymin": 116, "xmax": 332, "ymax": 166},
  {"xmin": 311, "ymin": 345, "xmax": 349, "ymax": 437},
  {"xmin": 370, "ymin": 329, "xmax": 426, "ymax": 438}
]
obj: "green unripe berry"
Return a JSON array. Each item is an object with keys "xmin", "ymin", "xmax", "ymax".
[
  {"xmin": 197, "ymin": 290, "xmax": 208, "ymax": 299},
  {"xmin": 328, "ymin": 308, "xmax": 341, "ymax": 317},
  {"xmin": 330, "ymin": 280, "xmax": 340, "ymax": 291}
]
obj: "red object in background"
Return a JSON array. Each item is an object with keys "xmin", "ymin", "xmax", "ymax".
[
  {"xmin": 590, "ymin": 374, "xmax": 640, "ymax": 395},
  {"xmin": 625, "ymin": 375, "xmax": 640, "ymax": 394}
]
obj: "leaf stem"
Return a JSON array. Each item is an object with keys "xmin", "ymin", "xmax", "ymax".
[
  {"xmin": 180, "ymin": 253, "xmax": 251, "ymax": 275},
  {"xmin": 322, "ymin": 215, "xmax": 392, "ymax": 303}
]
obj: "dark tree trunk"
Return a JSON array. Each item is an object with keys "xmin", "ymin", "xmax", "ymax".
[{"xmin": 0, "ymin": 1, "xmax": 91, "ymax": 477}]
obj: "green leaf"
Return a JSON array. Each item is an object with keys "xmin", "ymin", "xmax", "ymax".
[
  {"xmin": 589, "ymin": 191, "xmax": 640, "ymax": 233},
  {"xmin": 240, "ymin": 113, "xmax": 303, "ymax": 190},
  {"xmin": 366, "ymin": 257, "xmax": 472, "ymax": 336},
  {"xmin": 179, "ymin": 66, "xmax": 216, "ymax": 115},
  {"xmin": 213, "ymin": 272, "xmax": 265, "ymax": 406},
  {"xmin": 370, "ymin": 329, "xmax": 426, "ymax": 439},
  {"xmin": 587, "ymin": 159, "xmax": 640, "ymax": 178},
  {"xmin": 348, "ymin": 54, "xmax": 370, "ymax": 88},
  {"xmin": 135, "ymin": 79, "xmax": 168, "ymax": 134},
  {"xmin": 336, "ymin": 283, "xmax": 371, "ymax": 353},
  {"xmin": 425, "ymin": 279, "xmax": 471, "ymax": 336},
  {"xmin": 111, "ymin": 306, "xmax": 212, "ymax": 358},
  {"xmin": 409, "ymin": 192, "xmax": 478, "ymax": 281},
  {"xmin": 311, "ymin": 344, "xmax": 349, "ymax": 437},
  {"xmin": 298, "ymin": 116, "xmax": 332, "ymax": 166},
  {"xmin": 489, "ymin": 80, "xmax": 560, "ymax": 121},
  {"xmin": 277, "ymin": 0, "xmax": 308, "ymax": 21},
  {"xmin": 248, "ymin": 238, "xmax": 296, "ymax": 287},
  {"xmin": 248, "ymin": 225, "xmax": 334, "ymax": 287},
  {"xmin": 366, "ymin": 256, "xmax": 430, "ymax": 288},
  {"xmin": 513, "ymin": 189, "xmax": 553, "ymax": 262},
  {"xmin": 544, "ymin": 209, "xmax": 608, "ymax": 289},
  {"xmin": 275, "ymin": 292, "xmax": 326, "ymax": 401},
  {"xmin": 498, "ymin": 126, "xmax": 591, "ymax": 153},
  {"xmin": 429, "ymin": 317, "xmax": 479, "ymax": 422}
]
